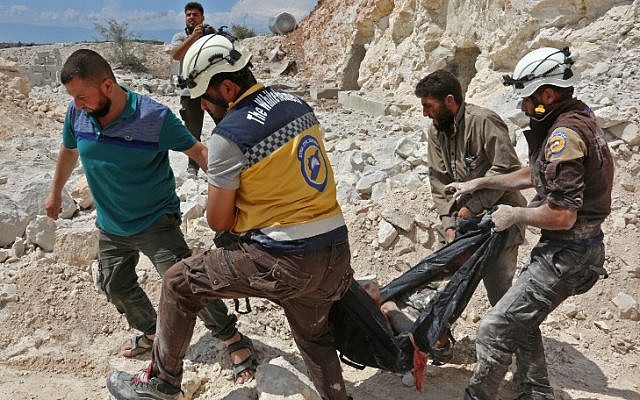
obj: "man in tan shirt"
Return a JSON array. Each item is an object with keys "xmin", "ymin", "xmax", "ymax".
[{"xmin": 415, "ymin": 69, "xmax": 526, "ymax": 361}]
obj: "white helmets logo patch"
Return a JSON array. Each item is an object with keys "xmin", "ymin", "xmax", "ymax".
[{"xmin": 297, "ymin": 135, "xmax": 328, "ymax": 191}]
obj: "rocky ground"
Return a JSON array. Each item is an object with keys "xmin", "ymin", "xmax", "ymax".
[{"xmin": 0, "ymin": 32, "xmax": 639, "ymax": 400}]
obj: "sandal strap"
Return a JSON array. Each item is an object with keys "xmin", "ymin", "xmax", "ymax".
[
  {"xmin": 136, "ymin": 334, "xmax": 154, "ymax": 348},
  {"xmin": 123, "ymin": 334, "xmax": 154, "ymax": 358},
  {"xmin": 227, "ymin": 333, "xmax": 258, "ymax": 381},
  {"xmin": 226, "ymin": 333, "xmax": 253, "ymax": 354},
  {"xmin": 232, "ymin": 354, "xmax": 258, "ymax": 375}
]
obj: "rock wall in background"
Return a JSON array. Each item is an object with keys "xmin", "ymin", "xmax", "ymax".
[{"xmin": 289, "ymin": 0, "xmax": 638, "ymax": 114}]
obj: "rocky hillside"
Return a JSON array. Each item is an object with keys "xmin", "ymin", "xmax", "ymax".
[{"xmin": 289, "ymin": 1, "xmax": 639, "ymax": 118}]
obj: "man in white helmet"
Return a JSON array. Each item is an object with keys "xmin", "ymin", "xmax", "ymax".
[
  {"xmin": 446, "ymin": 47, "xmax": 613, "ymax": 399},
  {"xmin": 107, "ymin": 34, "xmax": 354, "ymax": 400}
]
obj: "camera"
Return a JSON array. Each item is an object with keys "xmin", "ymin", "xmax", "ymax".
[
  {"xmin": 185, "ymin": 24, "xmax": 217, "ymax": 36},
  {"xmin": 203, "ymin": 24, "xmax": 216, "ymax": 35}
]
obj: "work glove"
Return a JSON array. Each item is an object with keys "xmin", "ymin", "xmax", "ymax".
[
  {"xmin": 490, "ymin": 204, "xmax": 518, "ymax": 232},
  {"xmin": 445, "ymin": 180, "xmax": 481, "ymax": 201}
]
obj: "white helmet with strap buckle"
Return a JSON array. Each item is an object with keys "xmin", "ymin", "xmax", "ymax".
[
  {"xmin": 502, "ymin": 47, "xmax": 577, "ymax": 97},
  {"xmin": 179, "ymin": 33, "xmax": 252, "ymax": 99}
]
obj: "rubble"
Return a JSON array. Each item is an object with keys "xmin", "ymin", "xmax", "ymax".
[{"xmin": 612, "ymin": 293, "xmax": 640, "ymax": 321}]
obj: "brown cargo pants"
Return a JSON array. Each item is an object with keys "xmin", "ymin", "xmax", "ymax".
[{"xmin": 151, "ymin": 240, "xmax": 354, "ymax": 400}]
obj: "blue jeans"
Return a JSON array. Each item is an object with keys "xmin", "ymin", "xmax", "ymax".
[
  {"xmin": 97, "ymin": 214, "xmax": 237, "ymax": 340},
  {"xmin": 466, "ymin": 238, "xmax": 605, "ymax": 400}
]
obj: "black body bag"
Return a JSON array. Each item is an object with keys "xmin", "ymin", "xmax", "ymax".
[{"xmin": 329, "ymin": 217, "xmax": 506, "ymax": 373}]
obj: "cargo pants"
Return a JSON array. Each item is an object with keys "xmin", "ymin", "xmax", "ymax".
[
  {"xmin": 151, "ymin": 240, "xmax": 354, "ymax": 400},
  {"xmin": 465, "ymin": 237, "xmax": 605, "ymax": 400},
  {"xmin": 98, "ymin": 213, "xmax": 237, "ymax": 340}
]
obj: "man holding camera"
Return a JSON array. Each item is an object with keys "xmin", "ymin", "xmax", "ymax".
[{"xmin": 169, "ymin": 2, "xmax": 216, "ymax": 176}]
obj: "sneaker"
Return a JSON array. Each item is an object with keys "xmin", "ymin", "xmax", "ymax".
[{"xmin": 106, "ymin": 362, "xmax": 181, "ymax": 400}]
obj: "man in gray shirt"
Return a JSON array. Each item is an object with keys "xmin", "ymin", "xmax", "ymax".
[{"xmin": 169, "ymin": 2, "xmax": 216, "ymax": 175}]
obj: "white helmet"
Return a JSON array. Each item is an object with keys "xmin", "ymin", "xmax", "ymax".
[
  {"xmin": 502, "ymin": 47, "xmax": 577, "ymax": 97},
  {"xmin": 179, "ymin": 34, "xmax": 252, "ymax": 98}
]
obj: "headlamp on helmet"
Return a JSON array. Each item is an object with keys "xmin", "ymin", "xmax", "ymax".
[
  {"xmin": 178, "ymin": 32, "xmax": 252, "ymax": 98},
  {"xmin": 502, "ymin": 47, "xmax": 577, "ymax": 97}
]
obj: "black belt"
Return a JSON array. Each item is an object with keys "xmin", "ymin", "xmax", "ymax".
[{"xmin": 542, "ymin": 230, "xmax": 604, "ymax": 246}]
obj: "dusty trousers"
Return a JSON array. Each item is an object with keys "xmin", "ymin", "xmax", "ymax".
[
  {"xmin": 465, "ymin": 237, "xmax": 605, "ymax": 400},
  {"xmin": 482, "ymin": 243, "xmax": 518, "ymax": 306},
  {"xmin": 151, "ymin": 240, "xmax": 354, "ymax": 400},
  {"xmin": 97, "ymin": 213, "xmax": 237, "ymax": 339},
  {"xmin": 179, "ymin": 95, "xmax": 204, "ymax": 170}
]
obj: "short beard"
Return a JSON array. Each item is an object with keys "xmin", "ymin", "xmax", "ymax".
[
  {"xmin": 88, "ymin": 97, "xmax": 111, "ymax": 118},
  {"xmin": 433, "ymin": 107, "xmax": 455, "ymax": 131},
  {"xmin": 206, "ymin": 109, "xmax": 224, "ymax": 125}
]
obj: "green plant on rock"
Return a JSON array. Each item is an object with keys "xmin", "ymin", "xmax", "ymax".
[
  {"xmin": 94, "ymin": 19, "xmax": 147, "ymax": 72},
  {"xmin": 231, "ymin": 24, "xmax": 256, "ymax": 39}
]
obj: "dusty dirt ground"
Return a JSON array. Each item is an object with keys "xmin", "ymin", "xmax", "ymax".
[{"xmin": 0, "ymin": 43, "xmax": 639, "ymax": 400}]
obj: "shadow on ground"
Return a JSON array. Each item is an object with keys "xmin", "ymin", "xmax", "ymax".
[{"xmin": 545, "ymin": 337, "xmax": 640, "ymax": 400}]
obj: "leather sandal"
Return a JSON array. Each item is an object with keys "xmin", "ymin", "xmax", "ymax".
[
  {"xmin": 122, "ymin": 334, "xmax": 154, "ymax": 358},
  {"xmin": 227, "ymin": 333, "xmax": 258, "ymax": 383}
]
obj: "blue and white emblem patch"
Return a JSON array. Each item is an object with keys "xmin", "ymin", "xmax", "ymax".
[
  {"xmin": 297, "ymin": 135, "xmax": 328, "ymax": 191},
  {"xmin": 547, "ymin": 131, "xmax": 568, "ymax": 156}
]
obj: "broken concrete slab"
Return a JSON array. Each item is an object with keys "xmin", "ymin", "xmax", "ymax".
[
  {"xmin": 338, "ymin": 91, "xmax": 412, "ymax": 117},
  {"xmin": 310, "ymin": 86, "xmax": 340, "ymax": 100}
]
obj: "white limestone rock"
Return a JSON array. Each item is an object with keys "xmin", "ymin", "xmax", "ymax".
[
  {"xmin": 0, "ymin": 283, "xmax": 19, "ymax": 305},
  {"xmin": 394, "ymin": 137, "xmax": 418, "ymax": 159},
  {"xmin": 381, "ymin": 208, "xmax": 415, "ymax": 232},
  {"xmin": 54, "ymin": 227, "xmax": 99, "ymax": 267},
  {"xmin": 378, "ymin": 219, "xmax": 398, "ymax": 248},
  {"xmin": 612, "ymin": 293, "xmax": 640, "ymax": 321},
  {"xmin": 594, "ymin": 106, "xmax": 626, "ymax": 129},
  {"xmin": 0, "ymin": 194, "xmax": 28, "ymax": 247},
  {"xmin": 0, "ymin": 249, "xmax": 9, "ymax": 263},
  {"xmin": 356, "ymin": 171, "xmax": 388, "ymax": 195},
  {"xmin": 18, "ymin": 179, "xmax": 77, "ymax": 220},
  {"xmin": 181, "ymin": 201, "xmax": 205, "ymax": 222},
  {"xmin": 394, "ymin": 236, "xmax": 415, "ymax": 256},
  {"xmin": 607, "ymin": 122, "xmax": 640, "ymax": 147},
  {"xmin": 255, "ymin": 356, "xmax": 321, "ymax": 400},
  {"xmin": 69, "ymin": 176, "xmax": 93, "ymax": 210},
  {"xmin": 11, "ymin": 237, "xmax": 26, "ymax": 258},
  {"xmin": 371, "ymin": 180, "xmax": 391, "ymax": 204},
  {"xmin": 25, "ymin": 215, "xmax": 56, "ymax": 252},
  {"xmin": 8, "ymin": 76, "xmax": 30, "ymax": 97}
]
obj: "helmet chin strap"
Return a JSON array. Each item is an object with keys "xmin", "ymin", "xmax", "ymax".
[
  {"xmin": 201, "ymin": 91, "xmax": 231, "ymax": 124},
  {"xmin": 201, "ymin": 91, "xmax": 229, "ymax": 110}
]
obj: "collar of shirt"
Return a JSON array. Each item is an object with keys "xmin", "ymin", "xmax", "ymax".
[
  {"xmin": 85, "ymin": 86, "xmax": 136, "ymax": 131},
  {"xmin": 228, "ymin": 83, "xmax": 265, "ymax": 110}
]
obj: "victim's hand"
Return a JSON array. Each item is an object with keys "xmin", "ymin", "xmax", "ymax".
[{"xmin": 444, "ymin": 228, "xmax": 456, "ymax": 243}]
